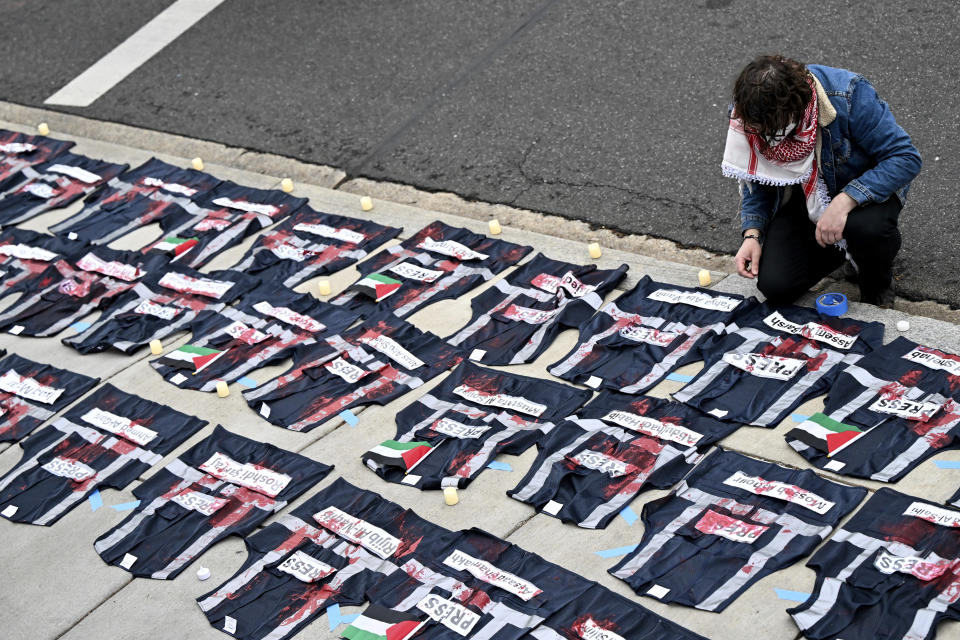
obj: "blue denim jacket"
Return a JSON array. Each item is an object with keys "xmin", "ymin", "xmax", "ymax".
[{"xmin": 739, "ymin": 64, "xmax": 922, "ymax": 234}]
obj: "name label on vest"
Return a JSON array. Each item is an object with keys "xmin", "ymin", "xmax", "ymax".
[
  {"xmin": 359, "ymin": 333, "xmax": 424, "ymax": 369},
  {"xmin": 47, "ymin": 164, "xmax": 101, "ymax": 183},
  {"xmin": 452, "ymin": 385, "xmax": 546, "ymax": 417},
  {"xmin": 579, "ymin": 619, "xmax": 627, "ymax": 640},
  {"xmin": 418, "ymin": 237, "xmax": 488, "ymax": 261},
  {"xmin": 82, "ymin": 407, "xmax": 157, "ymax": 446},
  {"xmin": 902, "ymin": 347, "xmax": 960, "ymax": 376},
  {"xmin": 533, "ymin": 271, "xmax": 597, "ymax": 298},
  {"xmin": 0, "ymin": 244, "xmax": 58, "ymax": 261},
  {"xmin": 293, "ymin": 223, "xmax": 365, "ymax": 244},
  {"xmin": 211, "ymin": 197, "xmax": 279, "ymax": 216},
  {"xmin": 0, "ymin": 370, "xmax": 64, "ymax": 404},
  {"xmin": 723, "ymin": 471, "xmax": 834, "ymax": 514},
  {"xmin": 313, "ymin": 506, "xmax": 400, "ymax": 558},
  {"xmin": 76, "ymin": 253, "xmax": 143, "ymax": 282},
  {"xmin": 158, "ymin": 272, "xmax": 234, "ymax": 299},
  {"xmin": 253, "ymin": 301, "xmax": 325, "ymax": 333},
  {"xmin": 443, "ymin": 550, "xmax": 542, "ymax": 600},
  {"xmin": 199, "ymin": 452, "xmax": 291, "ymax": 497},
  {"xmin": 763, "ymin": 311, "xmax": 858, "ymax": 350},
  {"xmin": 903, "ymin": 502, "xmax": 960, "ymax": 527},
  {"xmin": 601, "ymin": 410, "xmax": 702, "ymax": 446},
  {"xmin": 647, "ymin": 288, "xmax": 741, "ymax": 312}
]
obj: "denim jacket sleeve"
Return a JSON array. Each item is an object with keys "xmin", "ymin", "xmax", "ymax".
[
  {"xmin": 739, "ymin": 181, "xmax": 776, "ymax": 234},
  {"xmin": 841, "ymin": 77, "xmax": 923, "ymax": 205}
]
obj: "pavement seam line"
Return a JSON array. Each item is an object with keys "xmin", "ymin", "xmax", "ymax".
[{"xmin": 53, "ymin": 577, "xmax": 134, "ymax": 640}]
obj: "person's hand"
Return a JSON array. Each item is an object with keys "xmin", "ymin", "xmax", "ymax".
[
  {"xmin": 816, "ymin": 192, "xmax": 857, "ymax": 247},
  {"xmin": 735, "ymin": 236, "xmax": 762, "ymax": 278}
]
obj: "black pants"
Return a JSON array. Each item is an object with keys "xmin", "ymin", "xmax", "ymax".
[{"xmin": 757, "ymin": 190, "xmax": 902, "ymax": 305}]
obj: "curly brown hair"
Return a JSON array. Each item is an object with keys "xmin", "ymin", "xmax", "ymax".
[{"xmin": 733, "ymin": 55, "xmax": 812, "ymax": 139}]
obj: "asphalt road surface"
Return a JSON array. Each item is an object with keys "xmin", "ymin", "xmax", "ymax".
[{"xmin": 1, "ymin": 0, "xmax": 957, "ymax": 306}]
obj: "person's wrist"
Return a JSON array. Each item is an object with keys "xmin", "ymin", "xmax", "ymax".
[{"xmin": 742, "ymin": 230, "xmax": 762, "ymax": 243}]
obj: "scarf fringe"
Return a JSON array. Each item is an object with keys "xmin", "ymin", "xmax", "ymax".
[{"xmin": 721, "ymin": 162, "xmax": 814, "ymax": 187}]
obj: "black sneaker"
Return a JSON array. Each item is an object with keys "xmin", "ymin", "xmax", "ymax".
[{"xmin": 860, "ymin": 284, "xmax": 896, "ymax": 309}]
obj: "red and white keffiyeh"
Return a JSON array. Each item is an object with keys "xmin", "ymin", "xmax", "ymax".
[{"xmin": 722, "ymin": 77, "xmax": 833, "ymax": 231}]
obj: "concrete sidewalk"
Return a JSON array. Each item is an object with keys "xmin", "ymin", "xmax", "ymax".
[{"xmin": 0, "ymin": 112, "xmax": 959, "ymax": 640}]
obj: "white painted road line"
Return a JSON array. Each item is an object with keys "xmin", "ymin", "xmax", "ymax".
[{"xmin": 44, "ymin": 0, "xmax": 227, "ymax": 108}]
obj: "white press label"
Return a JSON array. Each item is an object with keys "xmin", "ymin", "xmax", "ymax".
[
  {"xmin": 293, "ymin": 223, "xmax": 365, "ymax": 244},
  {"xmin": 211, "ymin": 197, "xmax": 279, "ymax": 216},
  {"xmin": 276, "ymin": 550, "xmax": 336, "ymax": 582},
  {"xmin": 647, "ymin": 288, "xmax": 741, "ymax": 312},
  {"xmin": 570, "ymin": 450, "xmax": 629, "ymax": 477},
  {"xmin": 694, "ymin": 509, "xmax": 769, "ymax": 544},
  {"xmin": 419, "ymin": 236, "xmax": 488, "ymax": 261},
  {"xmin": 388, "ymin": 262, "xmax": 443, "ymax": 283},
  {"xmin": 501, "ymin": 304, "xmax": 561, "ymax": 325},
  {"xmin": 723, "ymin": 471, "xmax": 835, "ymax": 514},
  {"xmin": 252, "ymin": 301, "xmax": 325, "ymax": 333},
  {"xmin": 133, "ymin": 299, "xmax": 181, "ymax": 320},
  {"xmin": 602, "ymin": 410, "xmax": 702, "ymax": 446},
  {"xmin": 82, "ymin": 407, "xmax": 157, "ymax": 446},
  {"xmin": 532, "ymin": 271, "xmax": 597, "ymax": 298},
  {"xmin": 42, "ymin": 456, "xmax": 96, "ymax": 481},
  {"xmin": 432, "ymin": 418, "xmax": 491, "ymax": 439},
  {"xmin": 325, "ymin": 357, "xmax": 369, "ymax": 383},
  {"xmin": 158, "ymin": 272, "xmax": 234, "ymax": 299},
  {"xmin": 763, "ymin": 311, "xmax": 858, "ymax": 350},
  {"xmin": 723, "ymin": 352, "xmax": 806, "ymax": 380},
  {"xmin": 453, "ymin": 385, "xmax": 546, "ymax": 417},
  {"xmin": 271, "ymin": 243, "xmax": 308, "ymax": 262},
  {"xmin": 874, "ymin": 549, "xmax": 955, "ymax": 581},
  {"xmin": 0, "ymin": 244, "xmax": 58, "ymax": 261},
  {"xmin": 171, "ymin": 490, "xmax": 229, "ymax": 516},
  {"xmin": 619, "ymin": 324, "xmax": 679, "ymax": 346},
  {"xmin": 902, "ymin": 347, "xmax": 960, "ymax": 376},
  {"xmin": 224, "ymin": 321, "xmax": 268, "ymax": 345},
  {"xmin": 416, "ymin": 593, "xmax": 480, "ymax": 636},
  {"xmin": 359, "ymin": 334, "xmax": 424, "ymax": 369},
  {"xmin": 0, "ymin": 370, "xmax": 65, "ymax": 404},
  {"xmin": 903, "ymin": 502, "xmax": 960, "ymax": 527},
  {"xmin": 24, "ymin": 183, "xmax": 57, "ymax": 199},
  {"xmin": 442, "ymin": 550, "xmax": 542, "ymax": 600},
  {"xmin": 869, "ymin": 396, "xmax": 942, "ymax": 421},
  {"xmin": 313, "ymin": 506, "xmax": 400, "ymax": 558},
  {"xmin": 199, "ymin": 452, "xmax": 291, "ymax": 497}
]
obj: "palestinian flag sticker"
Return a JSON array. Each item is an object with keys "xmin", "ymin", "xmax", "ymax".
[
  {"xmin": 352, "ymin": 273, "xmax": 402, "ymax": 301},
  {"xmin": 786, "ymin": 412, "xmax": 865, "ymax": 456},
  {"xmin": 362, "ymin": 440, "xmax": 433, "ymax": 472},
  {"xmin": 158, "ymin": 344, "xmax": 226, "ymax": 373},
  {"xmin": 154, "ymin": 236, "xmax": 199, "ymax": 257},
  {"xmin": 341, "ymin": 605, "xmax": 424, "ymax": 640}
]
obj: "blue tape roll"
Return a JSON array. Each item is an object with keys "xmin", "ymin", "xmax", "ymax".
[{"xmin": 816, "ymin": 292, "xmax": 848, "ymax": 317}]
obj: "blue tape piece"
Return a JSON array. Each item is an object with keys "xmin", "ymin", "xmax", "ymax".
[
  {"xmin": 791, "ymin": 413, "xmax": 809, "ymax": 423},
  {"xmin": 326, "ymin": 604, "xmax": 361, "ymax": 630},
  {"xmin": 237, "ymin": 376, "xmax": 257, "ymax": 388},
  {"xmin": 935, "ymin": 461, "xmax": 960, "ymax": 469},
  {"xmin": 487, "ymin": 461, "xmax": 512, "ymax": 471},
  {"xmin": 339, "ymin": 410, "xmax": 359, "ymax": 426},
  {"xmin": 110, "ymin": 501, "xmax": 141, "ymax": 512},
  {"xmin": 775, "ymin": 588, "xmax": 811, "ymax": 602},
  {"xmin": 594, "ymin": 544, "xmax": 638, "ymax": 559},
  {"xmin": 666, "ymin": 372, "xmax": 694, "ymax": 383},
  {"xmin": 816, "ymin": 292, "xmax": 848, "ymax": 317},
  {"xmin": 71, "ymin": 321, "xmax": 91, "ymax": 332},
  {"xmin": 619, "ymin": 505, "xmax": 639, "ymax": 526},
  {"xmin": 88, "ymin": 489, "xmax": 102, "ymax": 512}
]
